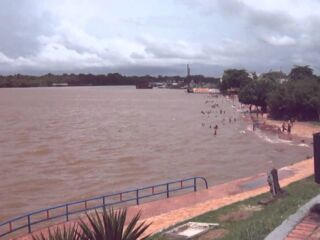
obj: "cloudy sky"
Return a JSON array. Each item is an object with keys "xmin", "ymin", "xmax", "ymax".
[{"xmin": 1, "ymin": 0, "xmax": 320, "ymax": 76}]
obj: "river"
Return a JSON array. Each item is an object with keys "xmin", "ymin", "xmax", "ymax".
[{"xmin": 0, "ymin": 86, "xmax": 312, "ymax": 221}]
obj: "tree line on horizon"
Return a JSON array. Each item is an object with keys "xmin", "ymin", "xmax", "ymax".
[
  {"xmin": 0, "ymin": 73, "xmax": 219, "ymax": 88},
  {"xmin": 220, "ymin": 65, "xmax": 320, "ymax": 121}
]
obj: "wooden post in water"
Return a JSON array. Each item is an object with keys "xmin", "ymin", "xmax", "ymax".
[{"xmin": 267, "ymin": 168, "xmax": 282, "ymax": 197}]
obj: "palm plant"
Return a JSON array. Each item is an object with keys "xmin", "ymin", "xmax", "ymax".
[
  {"xmin": 79, "ymin": 207, "xmax": 151, "ymax": 240},
  {"xmin": 32, "ymin": 224, "xmax": 81, "ymax": 240}
]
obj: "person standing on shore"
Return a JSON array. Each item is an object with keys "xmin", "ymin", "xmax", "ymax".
[
  {"xmin": 287, "ymin": 121, "xmax": 292, "ymax": 134},
  {"xmin": 282, "ymin": 122, "xmax": 286, "ymax": 132},
  {"xmin": 214, "ymin": 125, "xmax": 218, "ymax": 136},
  {"xmin": 253, "ymin": 121, "xmax": 256, "ymax": 131}
]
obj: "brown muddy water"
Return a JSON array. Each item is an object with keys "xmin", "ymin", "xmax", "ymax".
[{"xmin": 0, "ymin": 86, "xmax": 312, "ymax": 221}]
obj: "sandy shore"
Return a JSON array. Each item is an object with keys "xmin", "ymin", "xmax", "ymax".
[{"xmin": 264, "ymin": 119, "xmax": 320, "ymax": 139}]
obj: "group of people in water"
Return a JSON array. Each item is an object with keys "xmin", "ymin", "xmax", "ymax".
[
  {"xmin": 201, "ymin": 94, "xmax": 239, "ymax": 136},
  {"xmin": 200, "ymin": 94, "xmax": 298, "ymax": 140}
]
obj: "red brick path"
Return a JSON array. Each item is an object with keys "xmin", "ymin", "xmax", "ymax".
[{"xmin": 286, "ymin": 215, "xmax": 320, "ymax": 240}]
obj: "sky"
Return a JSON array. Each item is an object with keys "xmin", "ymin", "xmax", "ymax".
[{"xmin": 1, "ymin": 0, "xmax": 320, "ymax": 76}]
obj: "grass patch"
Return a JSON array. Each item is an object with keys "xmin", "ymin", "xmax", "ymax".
[{"xmin": 150, "ymin": 176, "xmax": 320, "ymax": 240}]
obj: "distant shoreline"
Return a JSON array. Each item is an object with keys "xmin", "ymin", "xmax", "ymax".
[{"xmin": 0, "ymin": 73, "xmax": 219, "ymax": 88}]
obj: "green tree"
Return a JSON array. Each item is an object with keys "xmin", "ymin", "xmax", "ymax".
[
  {"xmin": 289, "ymin": 65, "xmax": 315, "ymax": 81},
  {"xmin": 239, "ymin": 79, "xmax": 276, "ymax": 112},
  {"xmin": 260, "ymin": 71, "xmax": 287, "ymax": 82},
  {"xmin": 220, "ymin": 69, "xmax": 251, "ymax": 93},
  {"xmin": 268, "ymin": 79, "xmax": 320, "ymax": 120}
]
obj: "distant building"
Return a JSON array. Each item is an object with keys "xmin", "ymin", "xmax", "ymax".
[
  {"xmin": 136, "ymin": 81, "xmax": 153, "ymax": 89},
  {"xmin": 227, "ymin": 87, "xmax": 239, "ymax": 94},
  {"xmin": 279, "ymin": 78, "xmax": 288, "ymax": 84},
  {"xmin": 52, "ymin": 83, "xmax": 69, "ymax": 87}
]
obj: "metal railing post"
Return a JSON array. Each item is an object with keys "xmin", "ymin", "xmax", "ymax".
[
  {"xmin": 103, "ymin": 196, "xmax": 105, "ymax": 206},
  {"xmin": 66, "ymin": 204, "xmax": 69, "ymax": 221},
  {"xmin": 166, "ymin": 183, "xmax": 169, "ymax": 198},
  {"xmin": 136, "ymin": 189, "xmax": 139, "ymax": 205},
  {"xmin": 194, "ymin": 178, "xmax": 197, "ymax": 192},
  {"xmin": 27, "ymin": 215, "xmax": 31, "ymax": 233}
]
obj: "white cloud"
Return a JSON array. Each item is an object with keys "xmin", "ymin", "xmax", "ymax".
[
  {"xmin": 1, "ymin": 0, "xmax": 320, "ymax": 74},
  {"xmin": 263, "ymin": 35, "xmax": 296, "ymax": 46},
  {"xmin": 0, "ymin": 52, "xmax": 13, "ymax": 64}
]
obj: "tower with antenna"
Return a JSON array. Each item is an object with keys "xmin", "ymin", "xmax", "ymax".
[{"xmin": 187, "ymin": 64, "xmax": 195, "ymax": 92}]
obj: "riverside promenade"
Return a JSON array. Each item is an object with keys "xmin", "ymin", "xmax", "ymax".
[{"xmin": 16, "ymin": 158, "xmax": 314, "ymax": 240}]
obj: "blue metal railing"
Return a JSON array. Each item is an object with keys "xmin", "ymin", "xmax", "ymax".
[{"xmin": 0, "ymin": 176, "xmax": 208, "ymax": 238}]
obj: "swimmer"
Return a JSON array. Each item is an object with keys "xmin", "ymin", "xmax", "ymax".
[{"xmin": 214, "ymin": 125, "xmax": 218, "ymax": 136}]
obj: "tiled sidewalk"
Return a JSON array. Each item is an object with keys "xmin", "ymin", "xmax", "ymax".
[{"xmin": 286, "ymin": 215, "xmax": 320, "ymax": 240}]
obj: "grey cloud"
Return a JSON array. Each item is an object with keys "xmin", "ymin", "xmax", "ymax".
[
  {"xmin": 144, "ymin": 42, "xmax": 209, "ymax": 60},
  {"xmin": 178, "ymin": 0, "xmax": 320, "ymax": 73},
  {"xmin": 1, "ymin": 0, "xmax": 320, "ymax": 75},
  {"xmin": 195, "ymin": 0, "xmax": 296, "ymax": 35},
  {"xmin": 0, "ymin": 0, "xmax": 55, "ymax": 58},
  {"xmin": 130, "ymin": 52, "xmax": 145, "ymax": 59}
]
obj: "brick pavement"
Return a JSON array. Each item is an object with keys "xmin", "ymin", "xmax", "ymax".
[{"xmin": 285, "ymin": 215, "xmax": 320, "ymax": 240}]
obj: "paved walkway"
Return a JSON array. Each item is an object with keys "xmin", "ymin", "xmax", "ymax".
[
  {"xmin": 266, "ymin": 192, "xmax": 320, "ymax": 240},
  {"xmin": 286, "ymin": 215, "xmax": 320, "ymax": 240},
  {"xmin": 14, "ymin": 158, "xmax": 314, "ymax": 239}
]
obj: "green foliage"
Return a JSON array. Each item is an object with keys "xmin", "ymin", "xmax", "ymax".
[
  {"xmin": 289, "ymin": 65, "xmax": 315, "ymax": 81},
  {"xmin": 0, "ymin": 74, "xmax": 219, "ymax": 88},
  {"xmin": 235, "ymin": 65, "xmax": 320, "ymax": 121},
  {"xmin": 32, "ymin": 225, "xmax": 81, "ymax": 240},
  {"xmin": 220, "ymin": 69, "xmax": 251, "ymax": 93},
  {"xmin": 268, "ymin": 79, "xmax": 320, "ymax": 120},
  {"xmin": 260, "ymin": 71, "xmax": 287, "ymax": 82},
  {"xmin": 79, "ymin": 208, "xmax": 151, "ymax": 240},
  {"xmin": 238, "ymin": 79, "xmax": 277, "ymax": 112},
  {"xmin": 238, "ymin": 81, "xmax": 258, "ymax": 105},
  {"xmin": 32, "ymin": 208, "xmax": 151, "ymax": 240}
]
